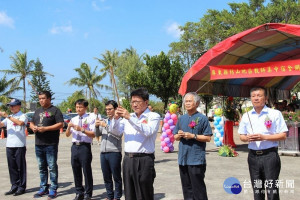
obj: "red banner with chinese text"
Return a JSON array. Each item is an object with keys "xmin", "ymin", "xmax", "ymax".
[{"xmin": 209, "ymin": 59, "xmax": 300, "ymax": 80}]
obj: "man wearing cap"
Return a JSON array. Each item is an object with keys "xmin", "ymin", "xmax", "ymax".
[
  {"xmin": 30, "ymin": 91, "xmax": 64, "ymax": 199},
  {"xmin": 239, "ymin": 87, "xmax": 288, "ymax": 200},
  {"xmin": 0, "ymin": 98, "xmax": 28, "ymax": 196}
]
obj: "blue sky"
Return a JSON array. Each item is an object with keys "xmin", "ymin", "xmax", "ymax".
[{"xmin": 0, "ymin": 0, "xmax": 246, "ymax": 105}]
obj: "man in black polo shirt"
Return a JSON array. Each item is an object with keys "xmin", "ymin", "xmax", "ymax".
[{"xmin": 30, "ymin": 91, "xmax": 64, "ymax": 199}]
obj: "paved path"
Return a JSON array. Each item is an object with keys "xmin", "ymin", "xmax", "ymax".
[{"xmin": 0, "ymin": 126, "xmax": 299, "ymax": 200}]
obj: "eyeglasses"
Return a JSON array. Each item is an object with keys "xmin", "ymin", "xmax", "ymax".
[
  {"xmin": 130, "ymin": 101, "xmax": 144, "ymax": 105},
  {"xmin": 105, "ymin": 108, "xmax": 114, "ymax": 111}
]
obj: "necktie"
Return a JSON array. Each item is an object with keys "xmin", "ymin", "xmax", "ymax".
[{"xmin": 76, "ymin": 117, "xmax": 83, "ymax": 141}]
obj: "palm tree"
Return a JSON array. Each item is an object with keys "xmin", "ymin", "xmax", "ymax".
[
  {"xmin": 0, "ymin": 75, "xmax": 22, "ymax": 109},
  {"xmin": 65, "ymin": 63, "xmax": 110, "ymax": 111},
  {"xmin": 94, "ymin": 50, "xmax": 119, "ymax": 101},
  {"xmin": 0, "ymin": 51, "xmax": 50, "ymax": 112}
]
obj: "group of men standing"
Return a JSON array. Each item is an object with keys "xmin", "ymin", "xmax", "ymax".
[{"xmin": 0, "ymin": 86, "xmax": 288, "ymax": 200}]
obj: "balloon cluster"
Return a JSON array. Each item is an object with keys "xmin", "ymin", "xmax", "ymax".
[
  {"xmin": 213, "ymin": 108, "xmax": 224, "ymax": 147},
  {"xmin": 160, "ymin": 104, "xmax": 178, "ymax": 153}
]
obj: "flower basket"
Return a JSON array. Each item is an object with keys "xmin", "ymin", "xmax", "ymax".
[{"xmin": 218, "ymin": 145, "xmax": 238, "ymax": 157}]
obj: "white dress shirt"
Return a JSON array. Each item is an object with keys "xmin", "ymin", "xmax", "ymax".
[
  {"xmin": 2, "ymin": 111, "xmax": 28, "ymax": 147},
  {"xmin": 112, "ymin": 108, "xmax": 160, "ymax": 153},
  {"xmin": 238, "ymin": 106, "xmax": 288, "ymax": 150},
  {"xmin": 70, "ymin": 113, "xmax": 95, "ymax": 143}
]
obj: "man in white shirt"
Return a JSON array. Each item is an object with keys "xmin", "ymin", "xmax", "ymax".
[
  {"xmin": 113, "ymin": 88, "xmax": 160, "ymax": 200},
  {"xmin": 66, "ymin": 99, "xmax": 95, "ymax": 200},
  {"xmin": 0, "ymin": 98, "xmax": 28, "ymax": 196},
  {"xmin": 239, "ymin": 87, "xmax": 288, "ymax": 200}
]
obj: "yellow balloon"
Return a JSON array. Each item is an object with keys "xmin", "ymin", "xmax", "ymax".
[
  {"xmin": 214, "ymin": 108, "xmax": 223, "ymax": 116},
  {"xmin": 169, "ymin": 104, "xmax": 178, "ymax": 114}
]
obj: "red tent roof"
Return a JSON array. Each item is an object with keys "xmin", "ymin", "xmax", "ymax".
[{"xmin": 178, "ymin": 23, "xmax": 300, "ymax": 98}]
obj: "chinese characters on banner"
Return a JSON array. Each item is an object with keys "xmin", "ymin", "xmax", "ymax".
[{"xmin": 209, "ymin": 59, "xmax": 300, "ymax": 80}]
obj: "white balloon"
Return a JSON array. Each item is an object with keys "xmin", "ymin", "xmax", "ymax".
[
  {"xmin": 214, "ymin": 129, "xmax": 220, "ymax": 134},
  {"xmin": 216, "ymin": 132, "xmax": 221, "ymax": 138},
  {"xmin": 219, "ymin": 121, "xmax": 224, "ymax": 126},
  {"xmin": 219, "ymin": 137, "xmax": 223, "ymax": 141}
]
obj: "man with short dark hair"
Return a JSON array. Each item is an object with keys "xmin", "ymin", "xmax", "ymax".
[
  {"xmin": 239, "ymin": 87, "xmax": 288, "ymax": 200},
  {"xmin": 113, "ymin": 88, "xmax": 160, "ymax": 200},
  {"xmin": 95, "ymin": 100, "xmax": 123, "ymax": 200},
  {"xmin": 66, "ymin": 99, "xmax": 95, "ymax": 200},
  {"xmin": 30, "ymin": 91, "xmax": 64, "ymax": 199},
  {"xmin": 0, "ymin": 99, "xmax": 28, "ymax": 196}
]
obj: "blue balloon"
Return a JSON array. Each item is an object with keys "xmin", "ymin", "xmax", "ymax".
[
  {"xmin": 217, "ymin": 125, "xmax": 222, "ymax": 130},
  {"xmin": 215, "ymin": 141, "xmax": 221, "ymax": 147},
  {"xmin": 213, "ymin": 121, "xmax": 219, "ymax": 126},
  {"xmin": 214, "ymin": 137, "xmax": 219, "ymax": 142},
  {"xmin": 216, "ymin": 116, "xmax": 221, "ymax": 122},
  {"xmin": 219, "ymin": 129, "xmax": 224, "ymax": 135}
]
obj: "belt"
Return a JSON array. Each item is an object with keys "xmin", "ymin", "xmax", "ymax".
[
  {"xmin": 250, "ymin": 147, "xmax": 278, "ymax": 156},
  {"xmin": 125, "ymin": 152, "xmax": 154, "ymax": 158},
  {"xmin": 73, "ymin": 142, "xmax": 91, "ymax": 146}
]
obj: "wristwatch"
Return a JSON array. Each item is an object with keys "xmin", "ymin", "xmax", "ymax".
[
  {"xmin": 82, "ymin": 128, "xmax": 86, "ymax": 134},
  {"xmin": 194, "ymin": 134, "xmax": 197, "ymax": 140}
]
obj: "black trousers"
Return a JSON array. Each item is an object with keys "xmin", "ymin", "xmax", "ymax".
[
  {"xmin": 122, "ymin": 153, "xmax": 156, "ymax": 200},
  {"xmin": 248, "ymin": 149, "xmax": 281, "ymax": 200},
  {"xmin": 179, "ymin": 164, "xmax": 207, "ymax": 200},
  {"xmin": 71, "ymin": 144, "xmax": 93, "ymax": 196},
  {"xmin": 6, "ymin": 147, "xmax": 27, "ymax": 191}
]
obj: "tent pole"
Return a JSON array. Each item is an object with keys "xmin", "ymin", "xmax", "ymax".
[{"xmin": 195, "ymin": 80, "xmax": 211, "ymax": 93}]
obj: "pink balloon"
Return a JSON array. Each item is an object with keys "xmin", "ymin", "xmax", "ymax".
[
  {"xmin": 168, "ymin": 119, "xmax": 174, "ymax": 125},
  {"xmin": 161, "ymin": 141, "xmax": 166, "ymax": 147},
  {"xmin": 162, "ymin": 127, "xmax": 165, "ymax": 132},
  {"xmin": 170, "ymin": 137, "xmax": 175, "ymax": 143},
  {"xmin": 173, "ymin": 118, "xmax": 178, "ymax": 125},
  {"xmin": 166, "ymin": 129, "xmax": 172, "ymax": 135},
  {"xmin": 163, "ymin": 146, "xmax": 169, "ymax": 153},
  {"xmin": 160, "ymin": 136, "xmax": 164, "ymax": 141},
  {"xmin": 163, "ymin": 123, "xmax": 170, "ymax": 129},
  {"xmin": 164, "ymin": 118, "xmax": 168, "ymax": 123},
  {"xmin": 171, "ymin": 114, "xmax": 177, "ymax": 120}
]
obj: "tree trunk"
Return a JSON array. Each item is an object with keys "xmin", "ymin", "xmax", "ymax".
[{"xmin": 23, "ymin": 78, "xmax": 26, "ymax": 112}]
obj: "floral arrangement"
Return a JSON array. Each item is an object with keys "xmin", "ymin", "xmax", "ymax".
[
  {"xmin": 282, "ymin": 111, "xmax": 300, "ymax": 122},
  {"xmin": 45, "ymin": 111, "xmax": 52, "ymax": 118},
  {"xmin": 223, "ymin": 97, "xmax": 238, "ymax": 121},
  {"xmin": 264, "ymin": 116, "xmax": 272, "ymax": 129},
  {"xmin": 218, "ymin": 145, "xmax": 239, "ymax": 157},
  {"xmin": 189, "ymin": 117, "xmax": 199, "ymax": 129},
  {"xmin": 82, "ymin": 119, "xmax": 88, "ymax": 129}
]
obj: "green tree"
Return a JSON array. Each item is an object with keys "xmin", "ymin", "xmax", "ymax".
[
  {"xmin": 95, "ymin": 50, "xmax": 119, "ymax": 100},
  {"xmin": 115, "ymin": 47, "xmax": 145, "ymax": 98},
  {"xmin": 169, "ymin": 0, "xmax": 300, "ymax": 69},
  {"xmin": 65, "ymin": 63, "xmax": 110, "ymax": 111},
  {"xmin": 127, "ymin": 52, "xmax": 184, "ymax": 109},
  {"xmin": 0, "ymin": 51, "xmax": 50, "ymax": 112},
  {"xmin": 30, "ymin": 58, "xmax": 54, "ymax": 104},
  {"xmin": 57, "ymin": 91, "xmax": 85, "ymax": 113},
  {"xmin": 0, "ymin": 76, "xmax": 21, "ymax": 112}
]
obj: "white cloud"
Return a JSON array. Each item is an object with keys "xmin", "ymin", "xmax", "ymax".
[
  {"xmin": 50, "ymin": 24, "xmax": 73, "ymax": 34},
  {"xmin": 165, "ymin": 22, "xmax": 183, "ymax": 39},
  {"xmin": 0, "ymin": 11, "xmax": 14, "ymax": 28},
  {"xmin": 92, "ymin": 0, "xmax": 111, "ymax": 11}
]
